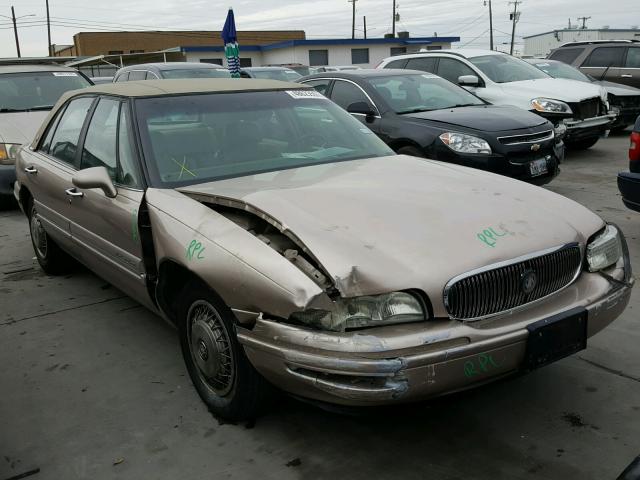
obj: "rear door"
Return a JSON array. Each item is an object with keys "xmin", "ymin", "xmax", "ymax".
[
  {"xmin": 66, "ymin": 96, "xmax": 153, "ymax": 308},
  {"xmin": 620, "ymin": 46, "xmax": 640, "ymax": 88},
  {"xmin": 579, "ymin": 46, "xmax": 626, "ymax": 83},
  {"xmin": 23, "ymin": 96, "xmax": 95, "ymax": 254}
]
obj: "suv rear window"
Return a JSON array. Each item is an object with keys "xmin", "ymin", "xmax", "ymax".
[
  {"xmin": 548, "ymin": 48, "xmax": 584, "ymax": 64},
  {"xmin": 582, "ymin": 47, "xmax": 626, "ymax": 67}
]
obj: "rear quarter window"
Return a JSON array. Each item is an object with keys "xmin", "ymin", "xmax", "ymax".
[{"xmin": 548, "ymin": 48, "xmax": 585, "ymax": 64}]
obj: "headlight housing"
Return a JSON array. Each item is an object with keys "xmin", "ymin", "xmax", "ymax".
[
  {"xmin": 531, "ymin": 98, "xmax": 572, "ymax": 115},
  {"xmin": 289, "ymin": 291, "xmax": 426, "ymax": 332},
  {"xmin": 439, "ymin": 132, "xmax": 492, "ymax": 154},
  {"xmin": 0, "ymin": 143, "xmax": 21, "ymax": 166},
  {"xmin": 586, "ymin": 225, "xmax": 623, "ymax": 272}
]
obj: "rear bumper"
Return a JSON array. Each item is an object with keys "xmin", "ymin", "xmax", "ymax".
[
  {"xmin": 238, "ymin": 266, "xmax": 632, "ymax": 406},
  {"xmin": 618, "ymin": 171, "xmax": 640, "ymax": 212},
  {"xmin": 0, "ymin": 164, "xmax": 16, "ymax": 197}
]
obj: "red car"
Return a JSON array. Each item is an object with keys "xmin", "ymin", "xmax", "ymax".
[{"xmin": 618, "ymin": 116, "xmax": 640, "ymax": 212}]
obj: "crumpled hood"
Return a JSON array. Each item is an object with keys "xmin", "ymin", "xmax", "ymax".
[
  {"xmin": 404, "ymin": 105, "xmax": 548, "ymax": 132},
  {"xmin": 595, "ymin": 80, "xmax": 640, "ymax": 97},
  {"xmin": 500, "ymin": 77, "xmax": 606, "ymax": 103},
  {"xmin": 0, "ymin": 111, "xmax": 49, "ymax": 144},
  {"xmin": 178, "ymin": 156, "xmax": 603, "ymax": 306}
]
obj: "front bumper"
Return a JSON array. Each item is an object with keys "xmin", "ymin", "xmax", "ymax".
[
  {"xmin": 563, "ymin": 114, "xmax": 616, "ymax": 141},
  {"xmin": 0, "ymin": 164, "xmax": 16, "ymax": 197},
  {"xmin": 238, "ymin": 266, "xmax": 632, "ymax": 406}
]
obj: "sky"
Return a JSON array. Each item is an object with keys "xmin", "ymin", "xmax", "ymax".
[{"xmin": 0, "ymin": 0, "xmax": 639, "ymax": 57}]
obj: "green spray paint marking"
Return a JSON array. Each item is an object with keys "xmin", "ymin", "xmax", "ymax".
[
  {"xmin": 131, "ymin": 209, "xmax": 139, "ymax": 243},
  {"xmin": 186, "ymin": 240, "xmax": 205, "ymax": 260},
  {"xmin": 463, "ymin": 353, "xmax": 501, "ymax": 378},
  {"xmin": 477, "ymin": 226, "xmax": 507, "ymax": 248}
]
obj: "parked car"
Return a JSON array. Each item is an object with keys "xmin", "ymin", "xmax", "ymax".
[
  {"xmin": 526, "ymin": 58, "xmax": 640, "ymax": 130},
  {"xmin": 15, "ymin": 79, "xmax": 632, "ymax": 421},
  {"xmin": 0, "ymin": 64, "xmax": 92, "ymax": 207},
  {"xmin": 90, "ymin": 76, "xmax": 114, "ymax": 85},
  {"xmin": 299, "ymin": 69, "xmax": 561, "ymax": 184},
  {"xmin": 548, "ymin": 40, "xmax": 640, "ymax": 89},
  {"xmin": 378, "ymin": 49, "xmax": 616, "ymax": 150},
  {"xmin": 240, "ymin": 67, "xmax": 301, "ymax": 82},
  {"xmin": 617, "ymin": 115, "xmax": 640, "ymax": 211},
  {"xmin": 113, "ymin": 62, "xmax": 230, "ymax": 82}
]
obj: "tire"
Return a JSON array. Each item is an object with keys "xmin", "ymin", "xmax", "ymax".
[
  {"xmin": 178, "ymin": 282, "xmax": 274, "ymax": 421},
  {"xmin": 28, "ymin": 199, "xmax": 73, "ymax": 275},
  {"xmin": 396, "ymin": 145, "xmax": 425, "ymax": 157},
  {"xmin": 566, "ymin": 136, "xmax": 599, "ymax": 150}
]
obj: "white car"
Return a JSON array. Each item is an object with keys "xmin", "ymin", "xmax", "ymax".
[{"xmin": 378, "ymin": 49, "xmax": 616, "ymax": 150}]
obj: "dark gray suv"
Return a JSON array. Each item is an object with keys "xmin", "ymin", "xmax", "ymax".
[{"xmin": 548, "ymin": 40, "xmax": 640, "ymax": 89}]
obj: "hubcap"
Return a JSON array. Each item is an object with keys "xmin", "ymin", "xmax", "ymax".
[
  {"xmin": 187, "ymin": 300, "xmax": 235, "ymax": 396},
  {"xmin": 30, "ymin": 212, "xmax": 47, "ymax": 259}
]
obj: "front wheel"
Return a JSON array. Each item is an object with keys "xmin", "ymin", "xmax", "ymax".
[
  {"xmin": 565, "ymin": 136, "xmax": 599, "ymax": 150},
  {"xmin": 178, "ymin": 282, "xmax": 274, "ymax": 421}
]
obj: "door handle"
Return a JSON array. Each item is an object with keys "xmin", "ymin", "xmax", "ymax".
[
  {"xmin": 621, "ymin": 74, "xmax": 633, "ymax": 78},
  {"xmin": 24, "ymin": 166, "xmax": 37, "ymax": 174},
  {"xmin": 65, "ymin": 187, "xmax": 84, "ymax": 198}
]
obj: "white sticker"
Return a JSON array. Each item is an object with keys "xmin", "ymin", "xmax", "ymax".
[
  {"xmin": 52, "ymin": 72, "xmax": 78, "ymax": 77},
  {"xmin": 537, "ymin": 63, "xmax": 550, "ymax": 67},
  {"xmin": 421, "ymin": 74, "xmax": 438, "ymax": 79},
  {"xmin": 286, "ymin": 89, "xmax": 326, "ymax": 99}
]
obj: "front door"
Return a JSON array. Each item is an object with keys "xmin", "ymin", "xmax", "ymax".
[
  {"xmin": 328, "ymin": 79, "xmax": 382, "ymax": 133},
  {"xmin": 65, "ymin": 97, "xmax": 153, "ymax": 309}
]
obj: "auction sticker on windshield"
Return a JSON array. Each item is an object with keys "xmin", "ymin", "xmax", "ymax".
[
  {"xmin": 52, "ymin": 72, "xmax": 78, "ymax": 77},
  {"xmin": 286, "ymin": 90, "xmax": 326, "ymax": 99}
]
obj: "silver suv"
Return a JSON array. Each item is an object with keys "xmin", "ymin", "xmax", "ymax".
[{"xmin": 548, "ymin": 40, "xmax": 640, "ymax": 89}]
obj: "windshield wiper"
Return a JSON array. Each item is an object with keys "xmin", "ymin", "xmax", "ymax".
[
  {"xmin": 599, "ymin": 64, "xmax": 612, "ymax": 81},
  {"xmin": 398, "ymin": 107, "xmax": 435, "ymax": 114},
  {"xmin": 449, "ymin": 103, "xmax": 482, "ymax": 108},
  {"xmin": 0, "ymin": 105, "xmax": 53, "ymax": 113}
]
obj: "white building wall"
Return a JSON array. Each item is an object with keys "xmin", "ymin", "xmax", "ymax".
[{"xmin": 525, "ymin": 29, "xmax": 640, "ymax": 57}]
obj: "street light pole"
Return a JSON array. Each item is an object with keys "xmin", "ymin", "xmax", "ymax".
[{"xmin": 11, "ymin": 6, "xmax": 21, "ymax": 58}]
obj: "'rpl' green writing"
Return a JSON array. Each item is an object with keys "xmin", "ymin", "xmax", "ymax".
[
  {"xmin": 464, "ymin": 353, "xmax": 501, "ymax": 378},
  {"xmin": 186, "ymin": 240, "xmax": 205, "ymax": 260},
  {"xmin": 477, "ymin": 226, "xmax": 507, "ymax": 248}
]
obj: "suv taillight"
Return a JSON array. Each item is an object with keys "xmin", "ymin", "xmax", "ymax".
[{"xmin": 630, "ymin": 131, "xmax": 640, "ymax": 163}]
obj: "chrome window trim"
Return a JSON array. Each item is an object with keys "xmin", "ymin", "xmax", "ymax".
[
  {"xmin": 497, "ymin": 130, "xmax": 554, "ymax": 145},
  {"xmin": 443, "ymin": 242, "xmax": 583, "ymax": 322},
  {"xmin": 301, "ymin": 77, "xmax": 382, "ymax": 118}
]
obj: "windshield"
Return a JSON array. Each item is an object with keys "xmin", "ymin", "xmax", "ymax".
[
  {"xmin": 248, "ymin": 70, "xmax": 301, "ymax": 81},
  {"xmin": 369, "ymin": 74, "xmax": 485, "ymax": 113},
  {"xmin": 531, "ymin": 61, "xmax": 591, "ymax": 83},
  {"xmin": 161, "ymin": 68, "xmax": 231, "ymax": 79},
  {"xmin": 0, "ymin": 71, "xmax": 91, "ymax": 112},
  {"xmin": 135, "ymin": 90, "xmax": 393, "ymax": 187},
  {"xmin": 469, "ymin": 55, "xmax": 549, "ymax": 83}
]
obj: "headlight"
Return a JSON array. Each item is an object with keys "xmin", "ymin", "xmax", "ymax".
[
  {"xmin": 531, "ymin": 98, "xmax": 572, "ymax": 114},
  {"xmin": 289, "ymin": 291, "xmax": 426, "ymax": 332},
  {"xmin": 439, "ymin": 132, "xmax": 492, "ymax": 154},
  {"xmin": 586, "ymin": 225, "xmax": 623, "ymax": 272},
  {"xmin": 0, "ymin": 143, "xmax": 21, "ymax": 166}
]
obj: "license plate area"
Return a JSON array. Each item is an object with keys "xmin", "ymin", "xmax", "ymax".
[
  {"xmin": 524, "ymin": 307, "xmax": 587, "ymax": 371},
  {"xmin": 529, "ymin": 157, "xmax": 549, "ymax": 177}
]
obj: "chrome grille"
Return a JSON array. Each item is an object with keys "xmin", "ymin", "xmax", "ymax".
[{"xmin": 444, "ymin": 244, "xmax": 582, "ymax": 320}]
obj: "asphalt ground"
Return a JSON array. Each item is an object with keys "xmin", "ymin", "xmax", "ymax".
[{"xmin": 1, "ymin": 131, "xmax": 638, "ymax": 480}]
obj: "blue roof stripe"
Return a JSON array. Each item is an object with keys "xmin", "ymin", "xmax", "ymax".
[{"xmin": 181, "ymin": 36, "xmax": 459, "ymax": 53}]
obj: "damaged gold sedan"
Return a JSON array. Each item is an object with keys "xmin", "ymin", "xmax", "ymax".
[{"xmin": 14, "ymin": 79, "xmax": 633, "ymax": 420}]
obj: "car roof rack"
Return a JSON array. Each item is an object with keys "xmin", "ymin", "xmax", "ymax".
[{"xmin": 558, "ymin": 39, "xmax": 640, "ymax": 47}]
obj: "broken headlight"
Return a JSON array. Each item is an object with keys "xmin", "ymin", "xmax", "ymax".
[
  {"xmin": 289, "ymin": 291, "xmax": 426, "ymax": 332},
  {"xmin": 586, "ymin": 224, "xmax": 623, "ymax": 272}
]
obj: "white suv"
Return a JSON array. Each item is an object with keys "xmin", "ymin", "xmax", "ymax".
[{"xmin": 378, "ymin": 49, "xmax": 616, "ymax": 149}]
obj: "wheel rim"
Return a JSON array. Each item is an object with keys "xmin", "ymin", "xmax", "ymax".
[
  {"xmin": 30, "ymin": 211, "xmax": 48, "ymax": 259},
  {"xmin": 187, "ymin": 300, "xmax": 235, "ymax": 396}
]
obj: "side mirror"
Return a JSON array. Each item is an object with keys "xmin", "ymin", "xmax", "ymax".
[
  {"xmin": 72, "ymin": 166, "xmax": 117, "ymax": 198},
  {"xmin": 347, "ymin": 101, "xmax": 377, "ymax": 122},
  {"xmin": 458, "ymin": 75, "xmax": 480, "ymax": 87}
]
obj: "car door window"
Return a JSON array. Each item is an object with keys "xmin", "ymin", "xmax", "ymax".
[
  {"xmin": 301, "ymin": 79, "xmax": 331, "ymax": 95},
  {"xmin": 405, "ymin": 57, "xmax": 437, "ymax": 73},
  {"xmin": 40, "ymin": 109, "xmax": 64, "ymax": 154},
  {"xmin": 48, "ymin": 97, "xmax": 94, "ymax": 166},
  {"xmin": 115, "ymin": 72, "xmax": 129, "ymax": 82},
  {"xmin": 117, "ymin": 104, "xmax": 142, "ymax": 188},
  {"xmin": 625, "ymin": 48, "xmax": 640, "ymax": 68},
  {"xmin": 437, "ymin": 58, "xmax": 477, "ymax": 84},
  {"xmin": 582, "ymin": 47, "xmax": 626, "ymax": 67},
  {"xmin": 128, "ymin": 70, "xmax": 146, "ymax": 81},
  {"xmin": 81, "ymin": 98, "xmax": 119, "ymax": 179},
  {"xmin": 330, "ymin": 80, "xmax": 374, "ymax": 111},
  {"xmin": 384, "ymin": 58, "xmax": 409, "ymax": 69},
  {"xmin": 548, "ymin": 47, "xmax": 585, "ymax": 64}
]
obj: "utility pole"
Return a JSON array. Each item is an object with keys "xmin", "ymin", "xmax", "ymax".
[
  {"xmin": 484, "ymin": 0, "xmax": 494, "ymax": 50},
  {"xmin": 577, "ymin": 16, "xmax": 591, "ymax": 29},
  {"xmin": 46, "ymin": 0, "xmax": 52, "ymax": 56},
  {"xmin": 567, "ymin": 18, "xmax": 572, "ymax": 29},
  {"xmin": 508, "ymin": 1, "xmax": 522, "ymax": 55},
  {"xmin": 348, "ymin": 0, "xmax": 357, "ymax": 39},
  {"xmin": 11, "ymin": 6, "xmax": 20, "ymax": 58},
  {"xmin": 363, "ymin": 15, "xmax": 367, "ymax": 39},
  {"xmin": 392, "ymin": 0, "xmax": 396, "ymax": 37}
]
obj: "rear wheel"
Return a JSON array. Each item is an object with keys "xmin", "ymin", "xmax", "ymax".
[
  {"xmin": 29, "ymin": 200, "xmax": 73, "ymax": 275},
  {"xmin": 396, "ymin": 145, "xmax": 425, "ymax": 157},
  {"xmin": 178, "ymin": 282, "xmax": 274, "ymax": 421},
  {"xmin": 566, "ymin": 136, "xmax": 599, "ymax": 150}
]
